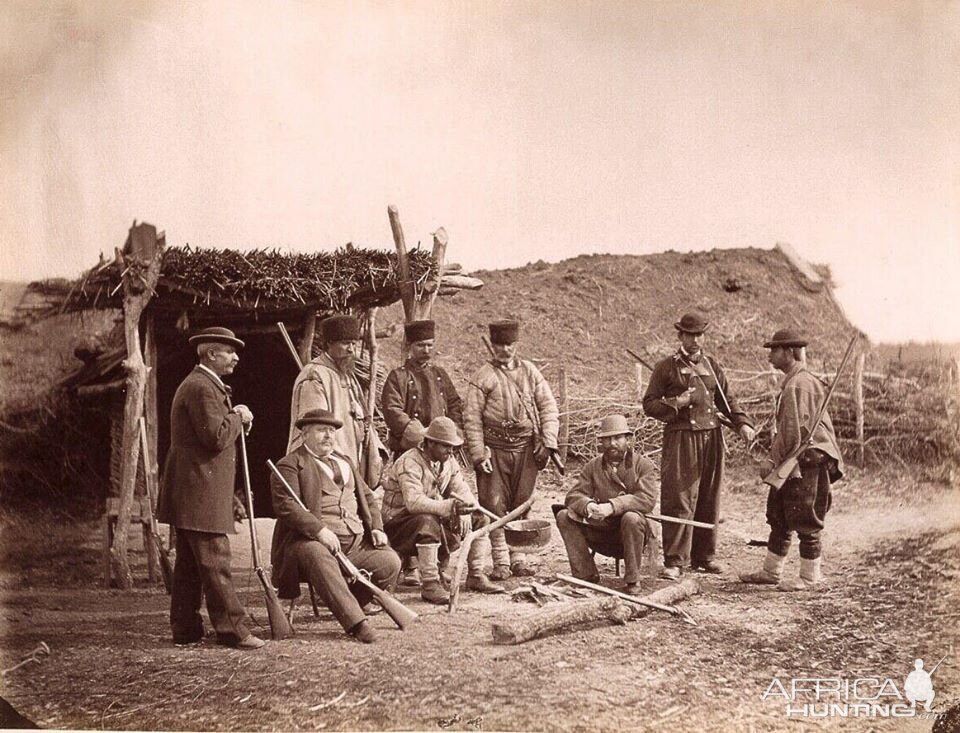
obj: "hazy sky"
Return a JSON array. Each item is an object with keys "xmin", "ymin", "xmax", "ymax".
[{"xmin": 1, "ymin": 1, "xmax": 957, "ymax": 342}]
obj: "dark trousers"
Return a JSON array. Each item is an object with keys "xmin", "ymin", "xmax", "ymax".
[
  {"xmin": 477, "ymin": 441, "xmax": 539, "ymax": 516},
  {"xmin": 170, "ymin": 528, "xmax": 251, "ymax": 645},
  {"xmin": 294, "ymin": 534, "xmax": 400, "ymax": 632},
  {"xmin": 384, "ymin": 512, "xmax": 490, "ymax": 560},
  {"xmin": 766, "ymin": 464, "xmax": 832, "ymax": 559},
  {"xmin": 556, "ymin": 509, "xmax": 652, "ymax": 584},
  {"xmin": 660, "ymin": 428, "xmax": 724, "ymax": 567}
]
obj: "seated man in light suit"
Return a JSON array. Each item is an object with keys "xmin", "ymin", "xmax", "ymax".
[
  {"xmin": 270, "ymin": 409, "xmax": 401, "ymax": 643},
  {"xmin": 555, "ymin": 414, "xmax": 658, "ymax": 594}
]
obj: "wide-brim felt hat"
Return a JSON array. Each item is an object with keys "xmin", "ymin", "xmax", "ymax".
[
  {"xmin": 763, "ymin": 329, "xmax": 808, "ymax": 349},
  {"xmin": 674, "ymin": 312, "xmax": 710, "ymax": 334},
  {"xmin": 295, "ymin": 408, "xmax": 344, "ymax": 430},
  {"xmin": 597, "ymin": 414, "xmax": 631, "ymax": 438},
  {"xmin": 188, "ymin": 327, "xmax": 245, "ymax": 349},
  {"xmin": 404, "ymin": 319, "xmax": 436, "ymax": 343},
  {"xmin": 422, "ymin": 416, "xmax": 463, "ymax": 446},
  {"xmin": 321, "ymin": 314, "xmax": 361, "ymax": 342},
  {"xmin": 489, "ymin": 320, "xmax": 520, "ymax": 345}
]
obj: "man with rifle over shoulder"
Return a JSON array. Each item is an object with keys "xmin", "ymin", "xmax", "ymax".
[
  {"xmin": 270, "ymin": 409, "xmax": 401, "ymax": 643},
  {"xmin": 464, "ymin": 319, "xmax": 560, "ymax": 579},
  {"xmin": 740, "ymin": 330, "xmax": 847, "ymax": 591},
  {"xmin": 643, "ymin": 312, "xmax": 756, "ymax": 579}
]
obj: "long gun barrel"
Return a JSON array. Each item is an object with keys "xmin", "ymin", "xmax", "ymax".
[
  {"xmin": 266, "ymin": 460, "xmax": 418, "ymax": 630},
  {"xmin": 763, "ymin": 334, "xmax": 858, "ymax": 490}
]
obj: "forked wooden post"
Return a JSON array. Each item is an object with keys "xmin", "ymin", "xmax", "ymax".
[
  {"xmin": 854, "ymin": 351, "xmax": 865, "ymax": 466},
  {"xmin": 416, "ymin": 227, "xmax": 448, "ymax": 320},
  {"xmin": 634, "ymin": 362, "xmax": 644, "ymax": 401},
  {"xmin": 109, "ymin": 222, "xmax": 163, "ymax": 589},
  {"xmin": 558, "ymin": 366, "xmax": 569, "ymax": 463},
  {"xmin": 299, "ymin": 311, "xmax": 316, "ymax": 364}
]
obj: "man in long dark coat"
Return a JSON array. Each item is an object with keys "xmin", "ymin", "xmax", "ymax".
[
  {"xmin": 157, "ymin": 327, "xmax": 264, "ymax": 649},
  {"xmin": 642, "ymin": 312, "xmax": 755, "ymax": 578}
]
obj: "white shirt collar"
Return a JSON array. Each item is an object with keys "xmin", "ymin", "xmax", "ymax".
[{"xmin": 197, "ymin": 363, "xmax": 227, "ymax": 389}]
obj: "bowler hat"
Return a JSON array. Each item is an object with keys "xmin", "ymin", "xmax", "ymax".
[
  {"xmin": 489, "ymin": 320, "xmax": 520, "ymax": 345},
  {"xmin": 321, "ymin": 315, "xmax": 361, "ymax": 343},
  {"xmin": 188, "ymin": 327, "xmax": 245, "ymax": 349},
  {"xmin": 597, "ymin": 414, "xmax": 631, "ymax": 438},
  {"xmin": 404, "ymin": 320, "xmax": 435, "ymax": 343},
  {"xmin": 674, "ymin": 312, "xmax": 709, "ymax": 334},
  {"xmin": 422, "ymin": 416, "xmax": 463, "ymax": 447},
  {"xmin": 295, "ymin": 408, "xmax": 344, "ymax": 430},
  {"xmin": 763, "ymin": 329, "xmax": 808, "ymax": 349}
]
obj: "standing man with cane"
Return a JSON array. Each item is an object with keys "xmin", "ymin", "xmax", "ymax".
[{"xmin": 157, "ymin": 327, "xmax": 265, "ymax": 650}]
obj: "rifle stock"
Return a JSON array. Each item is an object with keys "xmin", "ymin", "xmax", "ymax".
[
  {"xmin": 335, "ymin": 551, "xmax": 419, "ymax": 629},
  {"xmin": 266, "ymin": 460, "xmax": 418, "ymax": 631}
]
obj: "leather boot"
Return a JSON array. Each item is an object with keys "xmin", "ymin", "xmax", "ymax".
[
  {"xmin": 779, "ymin": 557, "xmax": 822, "ymax": 592},
  {"xmin": 417, "ymin": 542, "xmax": 449, "ymax": 605},
  {"xmin": 466, "ymin": 573, "xmax": 505, "ymax": 594},
  {"xmin": 490, "ymin": 527, "xmax": 511, "ymax": 580},
  {"xmin": 740, "ymin": 551, "xmax": 786, "ymax": 585}
]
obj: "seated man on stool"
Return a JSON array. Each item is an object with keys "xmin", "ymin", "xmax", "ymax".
[
  {"xmin": 270, "ymin": 409, "xmax": 400, "ymax": 643},
  {"xmin": 555, "ymin": 414, "xmax": 658, "ymax": 594},
  {"xmin": 382, "ymin": 417, "xmax": 504, "ymax": 604}
]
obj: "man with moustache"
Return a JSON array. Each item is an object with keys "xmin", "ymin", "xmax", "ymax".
[
  {"xmin": 270, "ymin": 409, "xmax": 400, "ymax": 643},
  {"xmin": 642, "ymin": 312, "xmax": 755, "ymax": 579},
  {"xmin": 555, "ymin": 415, "xmax": 658, "ymax": 594},
  {"xmin": 288, "ymin": 314, "xmax": 384, "ymax": 485},
  {"xmin": 740, "ymin": 330, "xmax": 844, "ymax": 591},
  {"xmin": 464, "ymin": 319, "xmax": 559, "ymax": 579},
  {"xmin": 381, "ymin": 319, "xmax": 464, "ymax": 456},
  {"xmin": 157, "ymin": 327, "xmax": 265, "ymax": 650}
]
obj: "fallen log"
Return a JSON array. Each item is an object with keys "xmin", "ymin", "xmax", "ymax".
[{"xmin": 491, "ymin": 577, "xmax": 701, "ymax": 645}]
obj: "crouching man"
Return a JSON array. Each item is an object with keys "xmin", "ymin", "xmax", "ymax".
[
  {"xmin": 270, "ymin": 409, "xmax": 400, "ymax": 643},
  {"xmin": 382, "ymin": 417, "xmax": 504, "ymax": 605},
  {"xmin": 556, "ymin": 415, "xmax": 658, "ymax": 595}
]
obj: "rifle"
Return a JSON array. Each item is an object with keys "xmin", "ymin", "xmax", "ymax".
[
  {"xmin": 558, "ymin": 574, "xmax": 696, "ymax": 625},
  {"xmin": 480, "ymin": 335, "xmax": 565, "ymax": 476},
  {"xmin": 278, "ymin": 321, "xmax": 303, "ymax": 369},
  {"xmin": 360, "ymin": 308, "xmax": 381, "ymax": 489},
  {"xmin": 267, "ymin": 460, "xmax": 418, "ymax": 630},
  {"xmin": 137, "ymin": 417, "xmax": 173, "ymax": 592},
  {"xmin": 239, "ymin": 433, "xmax": 294, "ymax": 640},
  {"xmin": 763, "ymin": 334, "xmax": 858, "ymax": 490}
]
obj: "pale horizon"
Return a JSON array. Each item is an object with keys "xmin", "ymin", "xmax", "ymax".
[{"xmin": 2, "ymin": 1, "xmax": 957, "ymax": 343}]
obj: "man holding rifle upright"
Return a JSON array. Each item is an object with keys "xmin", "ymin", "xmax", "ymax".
[
  {"xmin": 740, "ymin": 330, "xmax": 844, "ymax": 591},
  {"xmin": 643, "ymin": 312, "xmax": 755, "ymax": 579},
  {"xmin": 464, "ymin": 320, "xmax": 559, "ymax": 579},
  {"xmin": 270, "ymin": 409, "xmax": 400, "ymax": 643}
]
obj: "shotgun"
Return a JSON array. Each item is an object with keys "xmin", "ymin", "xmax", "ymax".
[
  {"xmin": 763, "ymin": 334, "xmax": 858, "ymax": 490},
  {"xmin": 267, "ymin": 460, "xmax": 418, "ymax": 630},
  {"xmin": 480, "ymin": 336, "xmax": 564, "ymax": 475},
  {"xmin": 239, "ymin": 434, "xmax": 294, "ymax": 640},
  {"xmin": 137, "ymin": 417, "xmax": 173, "ymax": 592},
  {"xmin": 558, "ymin": 574, "xmax": 696, "ymax": 625}
]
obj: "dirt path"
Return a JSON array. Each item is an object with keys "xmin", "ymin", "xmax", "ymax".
[{"xmin": 1, "ymin": 466, "xmax": 958, "ymax": 732}]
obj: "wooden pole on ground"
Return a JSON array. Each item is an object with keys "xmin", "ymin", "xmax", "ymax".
[
  {"xmin": 558, "ymin": 366, "xmax": 569, "ymax": 464},
  {"xmin": 110, "ymin": 222, "xmax": 163, "ymax": 589},
  {"xmin": 854, "ymin": 351, "xmax": 865, "ymax": 466}
]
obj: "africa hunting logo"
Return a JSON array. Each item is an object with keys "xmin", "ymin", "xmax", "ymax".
[{"xmin": 762, "ymin": 656, "xmax": 949, "ymax": 719}]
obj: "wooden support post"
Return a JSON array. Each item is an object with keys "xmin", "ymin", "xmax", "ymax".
[
  {"xmin": 144, "ymin": 312, "xmax": 159, "ymax": 500},
  {"xmin": 109, "ymin": 222, "xmax": 163, "ymax": 590},
  {"xmin": 635, "ymin": 362, "xmax": 644, "ymax": 401},
  {"xmin": 299, "ymin": 311, "xmax": 316, "ymax": 364},
  {"xmin": 416, "ymin": 227, "xmax": 448, "ymax": 320},
  {"xmin": 558, "ymin": 366, "xmax": 569, "ymax": 464},
  {"xmin": 854, "ymin": 351, "xmax": 865, "ymax": 466},
  {"xmin": 388, "ymin": 206, "xmax": 416, "ymax": 322}
]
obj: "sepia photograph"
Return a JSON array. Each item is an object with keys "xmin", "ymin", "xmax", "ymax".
[{"xmin": 1, "ymin": 1, "xmax": 958, "ymax": 731}]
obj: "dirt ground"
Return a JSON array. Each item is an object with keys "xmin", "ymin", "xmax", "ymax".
[{"xmin": 1, "ymin": 463, "xmax": 959, "ymax": 732}]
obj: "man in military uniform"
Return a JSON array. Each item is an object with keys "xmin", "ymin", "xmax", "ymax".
[
  {"xmin": 381, "ymin": 417, "xmax": 503, "ymax": 604},
  {"xmin": 157, "ymin": 327, "xmax": 265, "ymax": 650},
  {"xmin": 464, "ymin": 320, "xmax": 559, "ymax": 579},
  {"xmin": 287, "ymin": 314, "xmax": 384, "ymax": 486},
  {"xmin": 740, "ymin": 330, "xmax": 844, "ymax": 591},
  {"xmin": 642, "ymin": 312, "xmax": 755, "ymax": 578},
  {"xmin": 270, "ymin": 409, "xmax": 400, "ymax": 643},
  {"xmin": 556, "ymin": 415, "xmax": 659, "ymax": 594}
]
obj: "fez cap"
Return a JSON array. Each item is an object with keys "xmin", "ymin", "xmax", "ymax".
[
  {"xmin": 321, "ymin": 314, "xmax": 361, "ymax": 343},
  {"xmin": 295, "ymin": 408, "xmax": 344, "ymax": 430},
  {"xmin": 404, "ymin": 320, "xmax": 436, "ymax": 343},
  {"xmin": 489, "ymin": 320, "xmax": 520, "ymax": 345},
  {"xmin": 423, "ymin": 416, "xmax": 463, "ymax": 447},
  {"xmin": 674, "ymin": 312, "xmax": 710, "ymax": 334},
  {"xmin": 763, "ymin": 329, "xmax": 808, "ymax": 349},
  {"xmin": 597, "ymin": 414, "xmax": 632, "ymax": 438},
  {"xmin": 188, "ymin": 327, "xmax": 245, "ymax": 349}
]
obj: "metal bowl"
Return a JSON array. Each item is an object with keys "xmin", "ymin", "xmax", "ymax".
[{"xmin": 504, "ymin": 518, "xmax": 552, "ymax": 549}]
